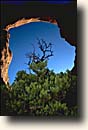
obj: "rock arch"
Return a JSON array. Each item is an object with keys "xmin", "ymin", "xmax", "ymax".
[{"xmin": 0, "ymin": 2, "xmax": 77, "ymax": 85}]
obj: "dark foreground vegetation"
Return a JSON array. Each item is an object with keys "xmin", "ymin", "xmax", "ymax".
[{"xmin": 0, "ymin": 39, "xmax": 78, "ymax": 117}]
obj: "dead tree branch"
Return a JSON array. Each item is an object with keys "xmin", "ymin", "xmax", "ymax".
[{"xmin": 26, "ymin": 39, "xmax": 53, "ymax": 65}]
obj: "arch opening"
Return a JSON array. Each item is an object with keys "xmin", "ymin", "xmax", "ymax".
[{"xmin": 7, "ymin": 20, "xmax": 75, "ymax": 85}]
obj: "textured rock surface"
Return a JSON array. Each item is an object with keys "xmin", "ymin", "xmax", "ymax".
[
  {"xmin": 0, "ymin": 31, "xmax": 12, "ymax": 84},
  {"xmin": 0, "ymin": 2, "xmax": 77, "ymax": 85},
  {"xmin": 4, "ymin": 17, "xmax": 57, "ymax": 31}
]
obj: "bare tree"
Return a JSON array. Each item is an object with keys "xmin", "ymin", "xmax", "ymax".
[{"xmin": 25, "ymin": 39, "xmax": 53, "ymax": 65}]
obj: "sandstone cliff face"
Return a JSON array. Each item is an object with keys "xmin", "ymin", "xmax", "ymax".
[
  {"xmin": 5, "ymin": 18, "xmax": 57, "ymax": 31},
  {"xmin": 0, "ymin": 31, "xmax": 12, "ymax": 84}
]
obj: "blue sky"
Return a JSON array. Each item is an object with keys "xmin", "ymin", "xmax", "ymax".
[{"xmin": 8, "ymin": 22, "xmax": 75, "ymax": 84}]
